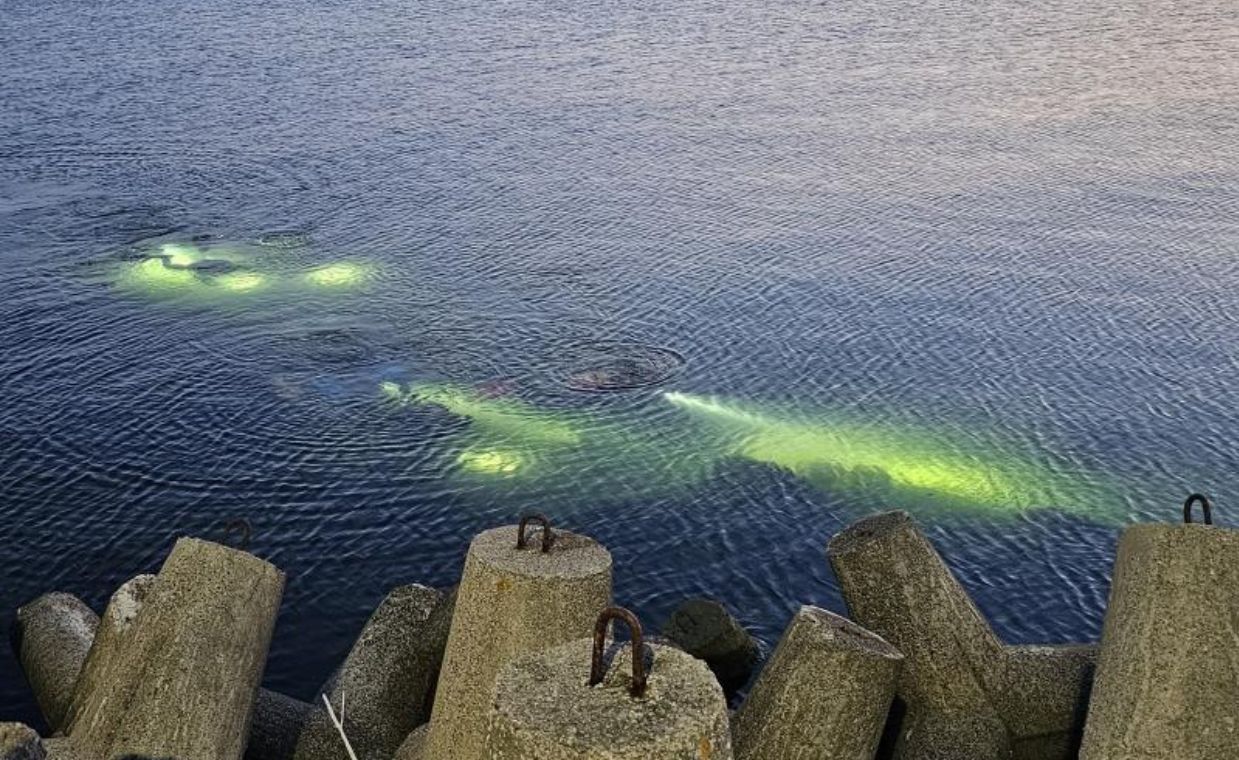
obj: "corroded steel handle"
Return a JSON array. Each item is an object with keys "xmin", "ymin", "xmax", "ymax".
[
  {"xmin": 590, "ymin": 606, "xmax": 647, "ymax": 698},
  {"xmin": 1183, "ymin": 493, "xmax": 1213, "ymax": 525},
  {"xmin": 516, "ymin": 513, "xmax": 554, "ymax": 553}
]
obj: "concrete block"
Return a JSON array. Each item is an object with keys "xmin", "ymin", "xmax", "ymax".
[
  {"xmin": 247, "ymin": 689, "xmax": 313, "ymax": 760},
  {"xmin": 64, "ymin": 575, "xmax": 157, "ymax": 732},
  {"xmin": 425, "ymin": 522, "xmax": 612, "ymax": 760},
  {"xmin": 66, "ymin": 538, "xmax": 284, "ymax": 760},
  {"xmin": 392, "ymin": 724, "xmax": 428, "ymax": 760},
  {"xmin": 0, "ymin": 723, "xmax": 45, "ymax": 760},
  {"xmin": 732, "ymin": 605, "xmax": 902, "ymax": 760},
  {"xmin": 1080, "ymin": 523, "xmax": 1239, "ymax": 759},
  {"xmin": 828, "ymin": 510, "xmax": 1010, "ymax": 759},
  {"xmin": 662, "ymin": 598, "xmax": 760, "ymax": 695},
  {"xmin": 10, "ymin": 593, "xmax": 98, "ymax": 732},
  {"xmin": 294, "ymin": 584, "xmax": 452, "ymax": 760},
  {"xmin": 996, "ymin": 644, "xmax": 1095, "ymax": 759},
  {"xmin": 486, "ymin": 634, "xmax": 732, "ymax": 759}
]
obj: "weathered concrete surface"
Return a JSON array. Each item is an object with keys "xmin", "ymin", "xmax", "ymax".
[
  {"xmin": 64, "ymin": 575, "xmax": 157, "ymax": 732},
  {"xmin": 732, "ymin": 605, "xmax": 902, "ymax": 760},
  {"xmin": 1080, "ymin": 523, "xmax": 1239, "ymax": 760},
  {"xmin": 662, "ymin": 598, "xmax": 760, "ymax": 695},
  {"xmin": 66, "ymin": 538, "xmax": 284, "ymax": 760},
  {"xmin": 60, "ymin": 572, "xmax": 305, "ymax": 760},
  {"xmin": 0, "ymin": 723, "xmax": 45, "ymax": 760},
  {"xmin": 828, "ymin": 511, "xmax": 1011, "ymax": 759},
  {"xmin": 37, "ymin": 738, "xmax": 89, "ymax": 760},
  {"xmin": 487, "ymin": 638, "xmax": 733, "ymax": 759},
  {"xmin": 392, "ymin": 724, "xmax": 428, "ymax": 760},
  {"xmin": 996, "ymin": 645, "xmax": 1095, "ymax": 760},
  {"xmin": 425, "ymin": 525, "xmax": 612, "ymax": 760},
  {"xmin": 293, "ymin": 584, "xmax": 453, "ymax": 760},
  {"xmin": 828, "ymin": 511, "xmax": 1101, "ymax": 760},
  {"xmin": 11, "ymin": 593, "xmax": 98, "ymax": 732},
  {"xmin": 247, "ymin": 689, "xmax": 313, "ymax": 760}
]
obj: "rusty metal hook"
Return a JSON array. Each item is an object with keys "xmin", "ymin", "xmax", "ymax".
[
  {"xmin": 222, "ymin": 518, "xmax": 253, "ymax": 550},
  {"xmin": 1183, "ymin": 494, "xmax": 1213, "ymax": 525},
  {"xmin": 516, "ymin": 513, "xmax": 554, "ymax": 553},
  {"xmin": 589, "ymin": 606, "xmax": 647, "ymax": 698}
]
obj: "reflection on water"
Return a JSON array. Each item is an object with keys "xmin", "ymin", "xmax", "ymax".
[{"xmin": 2, "ymin": 0, "xmax": 1237, "ymax": 719}]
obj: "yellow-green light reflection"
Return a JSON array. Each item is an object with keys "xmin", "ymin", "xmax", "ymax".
[
  {"xmin": 304, "ymin": 262, "xmax": 369, "ymax": 288},
  {"xmin": 379, "ymin": 381, "xmax": 405, "ymax": 402},
  {"xmin": 407, "ymin": 382, "xmax": 581, "ymax": 445},
  {"xmin": 213, "ymin": 272, "xmax": 268, "ymax": 292},
  {"xmin": 159, "ymin": 243, "xmax": 200, "ymax": 268},
  {"xmin": 118, "ymin": 257, "xmax": 198, "ymax": 293},
  {"xmin": 457, "ymin": 447, "xmax": 525, "ymax": 475},
  {"xmin": 663, "ymin": 391, "xmax": 1084, "ymax": 514}
]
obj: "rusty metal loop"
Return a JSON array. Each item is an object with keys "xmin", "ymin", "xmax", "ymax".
[
  {"xmin": 222, "ymin": 518, "xmax": 253, "ymax": 550},
  {"xmin": 1183, "ymin": 494, "xmax": 1213, "ymax": 525},
  {"xmin": 516, "ymin": 513, "xmax": 554, "ymax": 553},
  {"xmin": 589, "ymin": 606, "xmax": 647, "ymax": 698}
]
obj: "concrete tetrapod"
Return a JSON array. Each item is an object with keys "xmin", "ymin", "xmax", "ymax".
[
  {"xmin": 0, "ymin": 723, "xmax": 45, "ymax": 760},
  {"xmin": 392, "ymin": 724, "xmax": 428, "ymax": 760},
  {"xmin": 1080, "ymin": 519, "xmax": 1239, "ymax": 759},
  {"xmin": 424, "ymin": 517, "xmax": 612, "ymax": 760},
  {"xmin": 62, "ymin": 572, "xmax": 309, "ymax": 760},
  {"xmin": 486, "ymin": 607, "xmax": 733, "ymax": 760},
  {"xmin": 293, "ymin": 584, "xmax": 454, "ymax": 760},
  {"xmin": 66, "ymin": 537, "xmax": 284, "ymax": 760},
  {"xmin": 64, "ymin": 575, "xmax": 157, "ymax": 732},
  {"xmin": 248, "ymin": 689, "xmax": 314, "ymax": 760},
  {"xmin": 732, "ymin": 605, "xmax": 903, "ymax": 760},
  {"xmin": 662, "ymin": 598, "xmax": 760, "ymax": 696},
  {"xmin": 10, "ymin": 593, "xmax": 98, "ymax": 732},
  {"xmin": 827, "ymin": 511, "xmax": 1095, "ymax": 760}
]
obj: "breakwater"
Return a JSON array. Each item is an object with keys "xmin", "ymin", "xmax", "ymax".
[{"xmin": 6, "ymin": 503, "xmax": 1236, "ymax": 759}]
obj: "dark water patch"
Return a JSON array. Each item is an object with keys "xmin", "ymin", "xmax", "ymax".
[
  {"xmin": 563, "ymin": 341, "xmax": 686, "ymax": 392},
  {"xmin": 257, "ymin": 229, "xmax": 314, "ymax": 250}
]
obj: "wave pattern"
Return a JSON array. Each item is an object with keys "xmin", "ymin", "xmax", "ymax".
[{"xmin": 2, "ymin": 0, "xmax": 1239, "ymax": 715}]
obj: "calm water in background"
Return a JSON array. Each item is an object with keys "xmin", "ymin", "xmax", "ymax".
[{"xmin": 2, "ymin": 0, "xmax": 1237, "ymax": 720}]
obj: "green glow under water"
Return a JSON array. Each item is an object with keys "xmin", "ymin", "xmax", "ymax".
[
  {"xmin": 114, "ymin": 237, "xmax": 376, "ymax": 301},
  {"xmin": 118, "ymin": 257, "xmax": 198, "ymax": 292},
  {"xmin": 663, "ymin": 391, "xmax": 1102, "ymax": 516},
  {"xmin": 159, "ymin": 243, "xmax": 201, "ymax": 268},
  {"xmin": 377, "ymin": 381, "xmax": 1112, "ymax": 519},
  {"xmin": 304, "ymin": 262, "xmax": 369, "ymax": 288},
  {"xmin": 457, "ymin": 447, "xmax": 525, "ymax": 475},
  {"xmin": 213, "ymin": 272, "xmax": 268, "ymax": 292},
  {"xmin": 406, "ymin": 383, "xmax": 582, "ymax": 445}
]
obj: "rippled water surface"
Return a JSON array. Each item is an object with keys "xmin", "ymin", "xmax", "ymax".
[{"xmin": 3, "ymin": 0, "xmax": 1238, "ymax": 719}]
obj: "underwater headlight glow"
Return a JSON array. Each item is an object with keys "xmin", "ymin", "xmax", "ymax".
[
  {"xmin": 665, "ymin": 391, "xmax": 1055, "ymax": 510},
  {"xmin": 379, "ymin": 381, "xmax": 405, "ymax": 402},
  {"xmin": 458, "ymin": 448, "xmax": 524, "ymax": 475},
  {"xmin": 120, "ymin": 257, "xmax": 197, "ymax": 291},
  {"xmin": 408, "ymin": 382, "xmax": 582, "ymax": 445},
  {"xmin": 159, "ymin": 243, "xmax": 200, "ymax": 268},
  {"xmin": 213, "ymin": 272, "xmax": 267, "ymax": 292},
  {"xmin": 304, "ymin": 262, "xmax": 368, "ymax": 287}
]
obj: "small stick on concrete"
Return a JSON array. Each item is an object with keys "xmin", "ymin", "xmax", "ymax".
[{"xmin": 320, "ymin": 693, "xmax": 358, "ymax": 760}]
